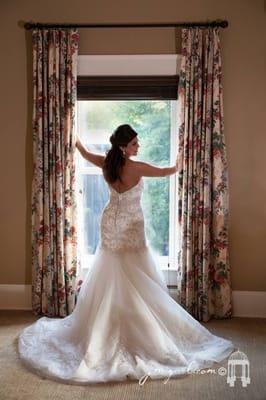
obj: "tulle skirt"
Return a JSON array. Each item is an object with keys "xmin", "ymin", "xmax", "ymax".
[{"xmin": 17, "ymin": 245, "xmax": 235, "ymax": 384}]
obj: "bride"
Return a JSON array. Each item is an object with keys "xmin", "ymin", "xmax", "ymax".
[{"xmin": 18, "ymin": 124, "xmax": 235, "ymax": 384}]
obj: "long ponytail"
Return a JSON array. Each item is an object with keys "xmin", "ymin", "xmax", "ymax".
[{"xmin": 103, "ymin": 124, "xmax": 138, "ymax": 183}]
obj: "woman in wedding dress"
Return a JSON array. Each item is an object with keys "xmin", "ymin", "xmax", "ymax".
[{"xmin": 18, "ymin": 124, "xmax": 235, "ymax": 385}]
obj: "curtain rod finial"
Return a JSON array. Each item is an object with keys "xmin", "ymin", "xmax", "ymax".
[
  {"xmin": 215, "ymin": 20, "xmax": 228, "ymax": 28},
  {"xmin": 24, "ymin": 22, "xmax": 33, "ymax": 30}
]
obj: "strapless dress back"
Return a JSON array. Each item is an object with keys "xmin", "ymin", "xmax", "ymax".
[{"xmin": 100, "ymin": 178, "xmax": 147, "ymax": 252}]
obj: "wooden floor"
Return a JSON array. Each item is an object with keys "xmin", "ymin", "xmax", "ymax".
[{"xmin": 0, "ymin": 310, "xmax": 265, "ymax": 400}]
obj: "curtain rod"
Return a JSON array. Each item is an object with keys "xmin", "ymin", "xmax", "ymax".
[{"xmin": 24, "ymin": 19, "xmax": 228, "ymax": 30}]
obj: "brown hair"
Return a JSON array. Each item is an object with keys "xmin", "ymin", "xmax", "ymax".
[{"xmin": 102, "ymin": 124, "xmax": 138, "ymax": 183}]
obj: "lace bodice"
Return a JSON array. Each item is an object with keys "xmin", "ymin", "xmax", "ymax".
[{"xmin": 99, "ymin": 177, "xmax": 148, "ymax": 252}]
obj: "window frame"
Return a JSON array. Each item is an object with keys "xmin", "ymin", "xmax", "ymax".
[{"xmin": 76, "ymin": 55, "xmax": 181, "ymax": 285}]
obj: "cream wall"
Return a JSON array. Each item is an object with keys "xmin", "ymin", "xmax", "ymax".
[{"xmin": 0, "ymin": 0, "xmax": 265, "ymax": 291}]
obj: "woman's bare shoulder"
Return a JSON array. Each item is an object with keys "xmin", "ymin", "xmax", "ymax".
[
  {"xmin": 128, "ymin": 159, "xmax": 171, "ymax": 178},
  {"xmin": 127, "ymin": 159, "xmax": 146, "ymax": 171},
  {"xmin": 128, "ymin": 159, "xmax": 146, "ymax": 167},
  {"xmin": 127, "ymin": 159, "xmax": 156, "ymax": 177},
  {"xmin": 129, "ymin": 159, "xmax": 152, "ymax": 170}
]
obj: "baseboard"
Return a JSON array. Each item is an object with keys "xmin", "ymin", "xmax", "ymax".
[
  {"xmin": 0, "ymin": 285, "xmax": 32, "ymax": 310},
  {"xmin": 0, "ymin": 285, "xmax": 265, "ymax": 318},
  {"xmin": 231, "ymin": 290, "xmax": 266, "ymax": 318}
]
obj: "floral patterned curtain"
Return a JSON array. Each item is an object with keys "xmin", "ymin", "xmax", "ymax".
[
  {"xmin": 177, "ymin": 27, "xmax": 232, "ymax": 322},
  {"xmin": 31, "ymin": 29, "xmax": 79, "ymax": 317}
]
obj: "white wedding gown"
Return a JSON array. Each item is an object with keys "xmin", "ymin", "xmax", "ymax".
[{"xmin": 17, "ymin": 177, "xmax": 235, "ymax": 384}]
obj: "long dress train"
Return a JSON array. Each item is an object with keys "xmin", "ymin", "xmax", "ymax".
[{"xmin": 17, "ymin": 177, "xmax": 235, "ymax": 384}]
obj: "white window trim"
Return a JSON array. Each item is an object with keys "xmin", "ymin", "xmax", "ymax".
[
  {"xmin": 78, "ymin": 54, "xmax": 182, "ymax": 76},
  {"xmin": 76, "ymin": 54, "xmax": 181, "ymax": 285}
]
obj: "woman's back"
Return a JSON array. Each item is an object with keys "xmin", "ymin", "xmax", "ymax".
[
  {"xmin": 103, "ymin": 157, "xmax": 179, "ymax": 194},
  {"xmin": 75, "ymin": 124, "xmax": 179, "ymax": 194},
  {"xmin": 105, "ymin": 159, "xmax": 141, "ymax": 194}
]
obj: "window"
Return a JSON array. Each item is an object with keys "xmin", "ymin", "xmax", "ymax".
[{"xmin": 75, "ymin": 55, "xmax": 181, "ymax": 287}]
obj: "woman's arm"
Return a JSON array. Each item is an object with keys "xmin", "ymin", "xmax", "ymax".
[
  {"xmin": 135, "ymin": 157, "xmax": 179, "ymax": 178},
  {"xmin": 76, "ymin": 137, "xmax": 105, "ymax": 168}
]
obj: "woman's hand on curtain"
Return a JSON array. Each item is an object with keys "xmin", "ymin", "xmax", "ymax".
[
  {"xmin": 176, "ymin": 152, "xmax": 183, "ymax": 172},
  {"xmin": 75, "ymin": 135, "xmax": 82, "ymax": 149},
  {"xmin": 175, "ymin": 157, "xmax": 178, "ymax": 170},
  {"xmin": 75, "ymin": 135, "xmax": 87, "ymax": 156},
  {"xmin": 175, "ymin": 154, "xmax": 180, "ymax": 171}
]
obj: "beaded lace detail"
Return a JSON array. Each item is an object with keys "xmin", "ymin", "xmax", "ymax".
[{"xmin": 99, "ymin": 178, "xmax": 148, "ymax": 252}]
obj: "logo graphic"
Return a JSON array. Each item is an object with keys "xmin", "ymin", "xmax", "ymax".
[
  {"xmin": 227, "ymin": 350, "xmax": 251, "ymax": 387},
  {"xmin": 138, "ymin": 349, "xmax": 251, "ymax": 387}
]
